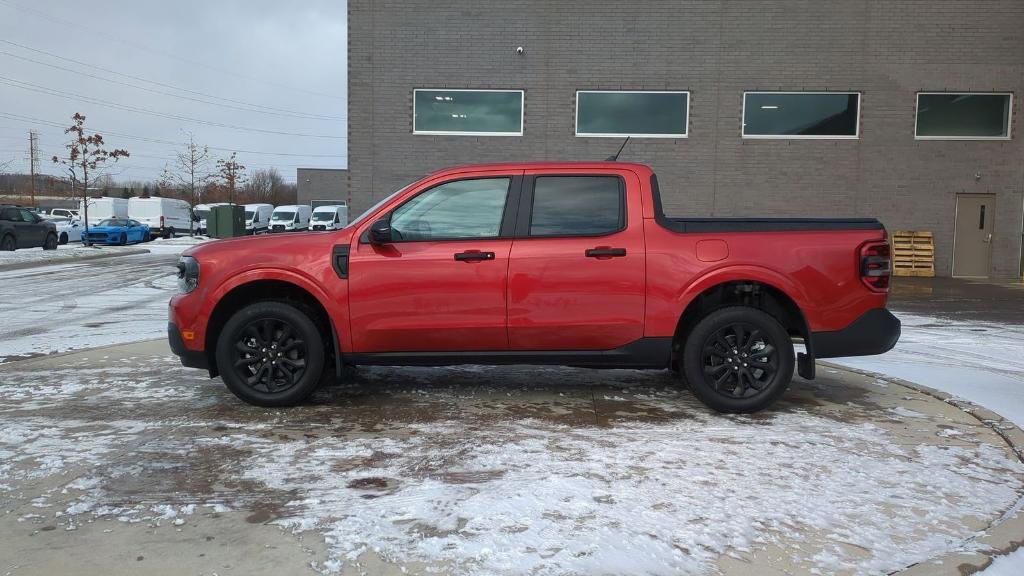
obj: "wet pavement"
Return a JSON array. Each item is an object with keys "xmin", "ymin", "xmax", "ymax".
[
  {"xmin": 1, "ymin": 340, "xmax": 1022, "ymax": 575},
  {"xmin": 890, "ymin": 277, "xmax": 1024, "ymax": 324}
]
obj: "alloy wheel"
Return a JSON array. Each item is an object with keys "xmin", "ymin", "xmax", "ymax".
[
  {"xmin": 701, "ymin": 322, "xmax": 778, "ymax": 399},
  {"xmin": 233, "ymin": 318, "xmax": 307, "ymax": 393}
]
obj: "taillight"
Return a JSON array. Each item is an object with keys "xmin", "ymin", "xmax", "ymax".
[{"xmin": 860, "ymin": 240, "xmax": 891, "ymax": 292}]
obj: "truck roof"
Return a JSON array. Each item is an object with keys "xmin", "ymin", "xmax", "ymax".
[{"xmin": 429, "ymin": 161, "xmax": 653, "ymax": 176}]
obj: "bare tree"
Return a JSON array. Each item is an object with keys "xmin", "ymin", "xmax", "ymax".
[
  {"xmin": 162, "ymin": 132, "xmax": 213, "ymax": 234},
  {"xmin": 216, "ymin": 152, "xmax": 246, "ymax": 206},
  {"xmin": 52, "ymin": 113, "xmax": 129, "ymax": 237},
  {"xmin": 0, "ymin": 159, "xmax": 11, "ymax": 175}
]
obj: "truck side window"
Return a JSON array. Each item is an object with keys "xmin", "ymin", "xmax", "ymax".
[
  {"xmin": 529, "ymin": 176, "xmax": 624, "ymax": 237},
  {"xmin": 390, "ymin": 177, "xmax": 510, "ymax": 241}
]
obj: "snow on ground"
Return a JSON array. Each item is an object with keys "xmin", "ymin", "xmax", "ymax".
[
  {"xmin": 981, "ymin": 548, "xmax": 1024, "ymax": 575},
  {"xmin": 143, "ymin": 235, "xmax": 211, "ymax": 254},
  {"xmin": 0, "ymin": 243, "xmax": 146, "ymax": 266},
  {"xmin": 1, "ymin": 359, "xmax": 1022, "ymax": 575},
  {"xmin": 832, "ymin": 312, "xmax": 1024, "ymax": 427},
  {"xmin": 0, "ymin": 254, "xmax": 180, "ymax": 362}
]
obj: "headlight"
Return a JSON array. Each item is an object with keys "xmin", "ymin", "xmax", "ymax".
[{"xmin": 176, "ymin": 256, "xmax": 200, "ymax": 294}]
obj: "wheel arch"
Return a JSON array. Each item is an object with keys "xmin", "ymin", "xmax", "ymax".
[
  {"xmin": 672, "ymin": 272, "xmax": 814, "ymax": 379},
  {"xmin": 205, "ymin": 277, "xmax": 343, "ymax": 379}
]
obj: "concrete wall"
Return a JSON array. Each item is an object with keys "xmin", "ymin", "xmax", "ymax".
[
  {"xmin": 348, "ymin": 0, "xmax": 1024, "ymax": 277},
  {"xmin": 297, "ymin": 168, "xmax": 348, "ymax": 207}
]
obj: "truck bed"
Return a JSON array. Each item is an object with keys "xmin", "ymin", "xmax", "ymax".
[{"xmin": 657, "ymin": 217, "xmax": 884, "ymax": 233}]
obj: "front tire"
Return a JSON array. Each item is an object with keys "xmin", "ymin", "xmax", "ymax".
[
  {"xmin": 59, "ymin": 232, "xmax": 69, "ymax": 245},
  {"xmin": 118, "ymin": 233, "xmax": 127, "ymax": 246},
  {"xmin": 682, "ymin": 306, "xmax": 795, "ymax": 413},
  {"xmin": 0, "ymin": 234, "xmax": 15, "ymax": 251},
  {"xmin": 215, "ymin": 301, "xmax": 326, "ymax": 407},
  {"xmin": 43, "ymin": 233, "xmax": 58, "ymax": 250}
]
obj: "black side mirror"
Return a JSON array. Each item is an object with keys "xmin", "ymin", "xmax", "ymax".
[{"xmin": 369, "ymin": 218, "xmax": 392, "ymax": 244}]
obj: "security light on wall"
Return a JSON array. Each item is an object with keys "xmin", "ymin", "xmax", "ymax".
[{"xmin": 516, "ymin": 46, "xmax": 524, "ymax": 55}]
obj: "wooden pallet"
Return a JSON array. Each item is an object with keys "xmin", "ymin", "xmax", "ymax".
[{"xmin": 892, "ymin": 231, "xmax": 935, "ymax": 277}]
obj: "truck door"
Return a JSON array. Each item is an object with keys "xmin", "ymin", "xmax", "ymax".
[
  {"xmin": 507, "ymin": 170, "xmax": 646, "ymax": 350},
  {"xmin": 348, "ymin": 172, "xmax": 521, "ymax": 352}
]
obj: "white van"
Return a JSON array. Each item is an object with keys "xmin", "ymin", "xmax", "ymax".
[
  {"xmin": 79, "ymin": 197, "xmax": 128, "ymax": 226},
  {"xmin": 310, "ymin": 205, "xmax": 348, "ymax": 231},
  {"xmin": 129, "ymin": 197, "xmax": 193, "ymax": 238},
  {"xmin": 194, "ymin": 202, "xmax": 228, "ymax": 235},
  {"xmin": 270, "ymin": 205, "xmax": 312, "ymax": 233},
  {"xmin": 244, "ymin": 203, "xmax": 274, "ymax": 235}
]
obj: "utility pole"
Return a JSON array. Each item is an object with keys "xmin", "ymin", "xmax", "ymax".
[{"xmin": 29, "ymin": 131, "xmax": 39, "ymax": 207}]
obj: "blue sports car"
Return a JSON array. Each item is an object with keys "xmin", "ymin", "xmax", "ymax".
[{"xmin": 83, "ymin": 218, "xmax": 150, "ymax": 246}]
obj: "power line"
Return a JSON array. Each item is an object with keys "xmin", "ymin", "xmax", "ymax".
[
  {"xmin": 0, "ymin": 76, "xmax": 345, "ymax": 139},
  {"xmin": 0, "ymin": 43, "xmax": 344, "ymax": 121},
  {"xmin": 0, "ymin": 112, "xmax": 347, "ymax": 158},
  {"xmin": 0, "ymin": 0, "xmax": 345, "ymax": 101}
]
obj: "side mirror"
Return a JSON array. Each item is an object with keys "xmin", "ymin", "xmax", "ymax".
[{"xmin": 369, "ymin": 218, "xmax": 392, "ymax": 244}]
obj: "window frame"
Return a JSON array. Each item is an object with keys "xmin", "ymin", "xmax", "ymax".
[
  {"xmin": 376, "ymin": 175, "xmax": 522, "ymax": 243},
  {"xmin": 412, "ymin": 88, "xmax": 525, "ymax": 137},
  {"xmin": 574, "ymin": 90, "xmax": 691, "ymax": 138},
  {"xmin": 914, "ymin": 92, "xmax": 1013, "ymax": 141},
  {"xmin": 741, "ymin": 91, "xmax": 862, "ymax": 140},
  {"xmin": 515, "ymin": 174, "xmax": 627, "ymax": 239}
]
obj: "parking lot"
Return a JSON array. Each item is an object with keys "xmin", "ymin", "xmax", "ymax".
[{"xmin": 0, "ymin": 250, "xmax": 1023, "ymax": 575}]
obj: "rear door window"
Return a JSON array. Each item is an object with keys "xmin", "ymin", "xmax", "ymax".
[{"xmin": 529, "ymin": 176, "xmax": 624, "ymax": 237}]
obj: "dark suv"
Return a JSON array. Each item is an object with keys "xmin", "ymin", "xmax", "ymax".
[{"xmin": 0, "ymin": 205, "xmax": 58, "ymax": 251}]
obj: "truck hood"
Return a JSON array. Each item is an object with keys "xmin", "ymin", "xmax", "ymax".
[
  {"xmin": 184, "ymin": 228, "xmax": 356, "ymax": 260},
  {"xmin": 86, "ymin": 225, "xmax": 137, "ymax": 233}
]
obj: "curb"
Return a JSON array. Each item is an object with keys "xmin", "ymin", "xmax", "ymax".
[
  {"xmin": 820, "ymin": 361, "xmax": 1024, "ymax": 575},
  {"xmin": 0, "ymin": 247, "xmax": 151, "ymax": 272}
]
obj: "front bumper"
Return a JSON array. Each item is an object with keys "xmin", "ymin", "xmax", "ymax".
[
  {"xmin": 811, "ymin": 308, "xmax": 901, "ymax": 358},
  {"xmin": 168, "ymin": 322, "xmax": 210, "ymax": 371}
]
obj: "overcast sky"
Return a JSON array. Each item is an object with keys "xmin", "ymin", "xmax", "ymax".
[{"xmin": 0, "ymin": 0, "xmax": 347, "ymax": 184}]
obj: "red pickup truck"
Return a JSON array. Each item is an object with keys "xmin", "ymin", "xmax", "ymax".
[{"xmin": 169, "ymin": 162, "xmax": 899, "ymax": 413}]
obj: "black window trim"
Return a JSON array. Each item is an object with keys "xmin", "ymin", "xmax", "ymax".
[
  {"xmin": 515, "ymin": 174, "xmax": 627, "ymax": 239},
  {"xmin": 360, "ymin": 175, "xmax": 523, "ymax": 244}
]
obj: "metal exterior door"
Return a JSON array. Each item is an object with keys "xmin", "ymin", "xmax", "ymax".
[{"xmin": 952, "ymin": 194, "xmax": 995, "ymax": 277}]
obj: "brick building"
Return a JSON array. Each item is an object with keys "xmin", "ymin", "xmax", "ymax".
[
  {"xmin": 347, "ymin": 0, "xmax": 1023, "ymax": 277},
  {"xmin": 297, "ymin": 168, "xmax": 348, "ymax": 208}
]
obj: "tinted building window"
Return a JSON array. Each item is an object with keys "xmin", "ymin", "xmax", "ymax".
[
  {"xmin": 530, "ymin": 176, "xmax": 623, "ymax": 236},
  {"xmin": 576, "ymin": 91, "xmax": 689, "ymax": 137},
  {"xmin": 743, "ymin": 93, "xmax": 860, "ymax": 138},
  {"xmin": 413, "ymin": 90, "xmax": 523, "ymax": 135},
  {"xmin": 391, "ymin": 178, "xmax": 509, "ymax": 240},
  {"xmin": 916, "ymin": 93, "xmax": 1011, "ymax": 139}
]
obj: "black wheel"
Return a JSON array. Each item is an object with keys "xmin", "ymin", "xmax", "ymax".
[
  {"xmin": 59, "ymin": 232, "xmax": 69, "ymax": 245},
  {"xmin": 0, "ymin": 234, "xmax": 14, "ymax": 251},
  {"xmin": 43, "ymin": 233, "xmax": 58, "ymax": 250},
  {"xmin": 118, "ymin": 233, "xmax": 127, "ymax": 246},
  {"xmin": 215, "ymin": 301, "xmax": 326, "ymax": 407},
  {"xmin": 682, "ymin": 306, "xmax": 794, "ymax": 413}
]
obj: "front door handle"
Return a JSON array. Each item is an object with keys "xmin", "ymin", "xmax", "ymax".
[
  {"xmin": 585, "ymin": 247, "xmax": 627, "ymax": 258},
  {"xmin": 454, "ymin": 251, "xmax": 495, "ymax": 262}
]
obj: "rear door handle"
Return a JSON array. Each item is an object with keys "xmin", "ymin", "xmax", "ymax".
[
  {"xmin": 585, "ymin": 247, "xmax": 627, "ymax": 258},
  {"xmin": 454, "ymin": 251, "xmax": 495, "ymax": 262}
]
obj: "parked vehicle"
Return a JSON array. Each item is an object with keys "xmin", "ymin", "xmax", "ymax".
[
  {"xmin": 169, "ymin": 162, "xmax": 900, "ymax": 412},
  {"xmin": 194, "ymin": 203, "xmax": 228, "ymax": 235},
  {"xmin": 128, "ymin": 197, "xmax": 192, "ymax": 239},
  {"xmin": 310, "ymin": 205, "xmax": 348, "ymax": 231},
  {"xmin": 243, "ymin": 204, "xmax": 274, "ymax": 235},
  {"xmin": 269, "ymin": 205, "xmax": 311, "ymax": 233},
  {"xmin": 79, "ymin": 197, "xmax": 129, "ymax": 227},
  {"xmin": 42, "ymin": 208, "xmax": 80, "ymax": 220},
  {"xmin": 83, "ymin": 218, "xmax": 150, "ymax": 246},
  {"xmin": 49, "ymin": 216, "xmax": 83, "ymax": 244},
  {"xmin": 0, "ymin": 204, "xmax": 58, "ymax": 251}
]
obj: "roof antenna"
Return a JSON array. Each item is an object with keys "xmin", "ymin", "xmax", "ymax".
[{"xmin": 606, "ymin": 136, "xmax": 630, "ymax": 161}]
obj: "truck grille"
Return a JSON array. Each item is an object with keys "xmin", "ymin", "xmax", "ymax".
[
  {"xmin": 312, "ymin": 225, "xmax": 326, "ymax": 231},
  {"xmin": 271, "ymin": 225, "xmax": 285, "ymax": 232}
]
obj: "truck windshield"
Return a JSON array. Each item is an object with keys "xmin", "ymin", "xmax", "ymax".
[
  {"xmin": 244, "ymin": 211, "xmax": 255, "ymax": 220},
  {"xmin": 272, "ymin": 211, "xmax": 295, "ymax": 221},
  {"xmin": 311, "ymin": 212, "xmax": 334, "ymax": 221}
]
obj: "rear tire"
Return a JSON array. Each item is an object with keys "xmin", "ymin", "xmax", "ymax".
[
  {"xmin": 43, "ymin": 233, "xmax": 58, "ymax": 250},
  {"xmin": 0, "ymin": 234, "xmax": 15, "ymax": 251},
  {"xmin": 682, "ymin": 306, "xmax": 794, "ymax": 413},
  {"xmin": 215, "ymin": 301, "xmax": 326, "ymax": 407}
]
